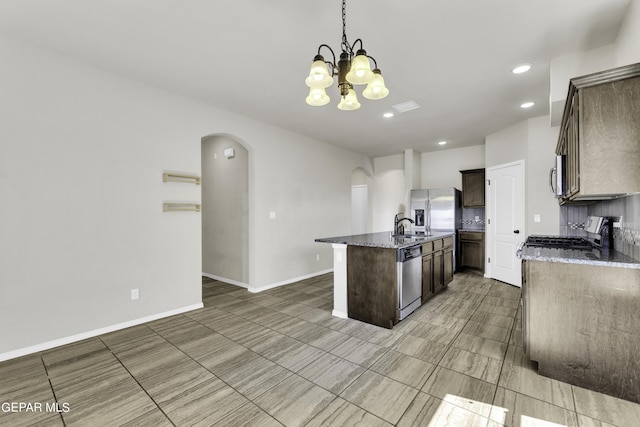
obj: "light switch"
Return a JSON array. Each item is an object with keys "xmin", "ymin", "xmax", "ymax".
[
  {"xmin": 534, "ymin": 214, "xmax": 541, "ymax": 223},
  {"xmin": 269, "ymin": 211, "xmax": 276, "ymax": 219}
]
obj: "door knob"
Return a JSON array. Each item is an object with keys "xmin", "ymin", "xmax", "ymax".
[{"xmin": 514, "ymin": 230, "xmax": 520, "ymax": 234}]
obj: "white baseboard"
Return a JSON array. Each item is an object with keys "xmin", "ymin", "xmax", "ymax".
[
  {"xmin": 202, "ymin": 272, "xmax": 249, "ymax": 289},
  {"xmin": 202, "ymin": 269, "xmax": 333, "ymax": 293},
  {"xmin": 332, "ymin": 309, "xmax": 348, "ymax": 319},
  {"xmin": 0, "ymin": 303, "xmax": 203, "ymax": 363}
]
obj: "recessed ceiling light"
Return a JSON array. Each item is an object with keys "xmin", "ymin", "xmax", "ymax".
[
  {"xmin": 520, "ymin": 101, "xmax": 535, "ymax": 109},
  {"xmin": 383, "ymin": 112, "xmax": 394, "ymax": 118},
  {"xmin": 512, "ymin": 63, "xmax": 532, "ymax": 74},
  {"xmin": 438, "ymin": 141, "xmax": 447, "ymax": 145}
]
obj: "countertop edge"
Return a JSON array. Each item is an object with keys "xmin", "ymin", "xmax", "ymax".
[
  {"xmin": 315, "ymin": 231, "xmax": 455, "ymax": 249},
  {"xmin": 517, "ymin": 249, "xmax": 640, "ymax": 269}
]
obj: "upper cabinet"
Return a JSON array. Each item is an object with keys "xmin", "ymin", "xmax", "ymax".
[
  {"xmin": 556, "ymin": 63, "xmax": 640, "ymax": 204},
  {"xmin": 460, "ymin": 168, "xmax": 485, "ymax": 207}
]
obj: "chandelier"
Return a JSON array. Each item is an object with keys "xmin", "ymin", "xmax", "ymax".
[{"xmin": 304, "ymin": 0, "xmax": 389, "ymax": 110}]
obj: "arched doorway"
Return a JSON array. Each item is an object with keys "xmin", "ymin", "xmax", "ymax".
[{"xmin": 201, "ymin": 134, "xmax": 250, "ymax": 285}]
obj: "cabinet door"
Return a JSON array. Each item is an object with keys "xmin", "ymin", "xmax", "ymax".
[
  {"xmin": 422, "ymin": 253, "xmax": 434, "ymax": 303},
  {"xmin": 462, "ymin": 170, "xmax": 485, "ymax": 207},
  {"xmin": 461, "ymin": 241, "xmax": 484, "ymax": 269},
  {"xmin": 443, "ymin": 247, "xmax": 454, "ymax": 286},
  {"xmin": 521, "ymin": 260, "xmax": 529, "ymax": 357},
  {"xmin": 567, "ymin": 93, "xmax": 580, "ymax": 197},
  {"xmin": 433, "ymin": 250, "xmax": 444, "ymax": 293}
]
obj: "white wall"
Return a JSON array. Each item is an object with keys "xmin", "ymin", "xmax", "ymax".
[
  {"xmin": 421, "ymin": 145, "xmax": 485, "ymax": 189},
  {"xmin": 485, "ymin": 121, "xmax": 529, "ymax": 169},
  {"xmin": 485, "ymin": 116, "xmax": 560, "ymax": 237},
  {"xmin": 615, "ymin": 0, "xmax": 640, "ymax": 66},
  {"xmin": 251, "ymin": 126, "xmax": 367, "ymax": 289},
  {"xmin": 526, "ymin": 117, "xmax": 560, "ymax": 235},
  {"xmin": 549, "ymin": 45, "xmax": 617, "ymax": 125},
  {"xmin": 549, "ymin": 2, "xmax": 640, "ymax": 126},
  {"xmin": 0, "ymin": 36, "xmax": 368, "ymax": 358},
  {"xmin": 370, "ymin": 154, "xmax": 406, "ymax": 232}
]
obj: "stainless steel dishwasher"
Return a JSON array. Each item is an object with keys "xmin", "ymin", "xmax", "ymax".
[{"xmin": 397, "ymin": 244, "xmax": 422, "ymax": 320}]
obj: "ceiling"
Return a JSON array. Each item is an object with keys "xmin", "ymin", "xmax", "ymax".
[{"xmin": 0, "ymin": 0, "xmax": 631, "ymax": 157}]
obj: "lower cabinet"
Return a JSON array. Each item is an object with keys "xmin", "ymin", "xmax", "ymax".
[
  {"xmin": 422, "ymin": 236, "xmax": 454, "ymax": 303},
  {"xmin": 522, "ymin": 259, "xmax": 640, "ymax": 403},
  {"xmin": 458, "ymin": 231, "xmax": 485, "ymax": 273},
  {"xmin": 443, "ymin": 246, "xmax": 454, "ymax": 285},
  {"xmin": 422, "ymin": 252, "xmax": 434, "ymax": 303}
]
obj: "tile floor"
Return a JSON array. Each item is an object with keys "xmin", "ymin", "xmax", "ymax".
[{"xmin": 1, "ymin": 272, "xmax": 640, "ymax": 426}]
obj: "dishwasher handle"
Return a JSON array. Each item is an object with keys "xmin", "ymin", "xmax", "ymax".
[{"xmin": 398, "ymin": 245, "xmax": 422, "ymax": 262}]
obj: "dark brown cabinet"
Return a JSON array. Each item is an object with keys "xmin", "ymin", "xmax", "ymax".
[
  {"xmin": 556, "ymin": 63, "xmax": 640, "ymax": 203},
  {"xmin": 443, "ymin": 245, "xmax": 454, "ymax": 284},
  {"xmin": 460, "ymin": 169, "xmax": 485, "ymax": 207},
  {"xmin": 421, "ymin": 251, "xmax": 434, "ymax": 303},
  {"xmin": 458, "ymin": 231, "xmax": 485, "ymax": 272},
  {"xmin": 522, "ymin": 259, "xmax": 640, "ymax": 403},
  {"xmin": 347, "ymin": 246, "xmax": 398, "ymax": 328},
  {"xmin": 422, "ymin": 236, "xmax": 454, "ymax": 302}
]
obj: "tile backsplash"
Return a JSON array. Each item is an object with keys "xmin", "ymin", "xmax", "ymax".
[
  {"xmin": 461, "ymin": 207, "xmax": 485, "ymax": 230},
  {"xmin": 560, "ymin": 193, "xmax": 640, "ymax": 259}
]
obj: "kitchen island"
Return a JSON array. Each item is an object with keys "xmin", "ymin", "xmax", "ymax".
[{"xmin": 315, "ymin": 231, "xmax": 454, "ymax": 328}]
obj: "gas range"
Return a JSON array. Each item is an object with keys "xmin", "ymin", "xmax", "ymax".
[{"xmin": 524, "ymin": 235, "xmax": 594, "ymax": 250}]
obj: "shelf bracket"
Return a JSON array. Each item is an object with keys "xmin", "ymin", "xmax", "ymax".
[
  {"xmin": 163, "ymin": 202, "xmax": 201, "ymax": 212},
  {"xmin": 162, "ymin": 172, "xmax": 201, "ymax": 185}
]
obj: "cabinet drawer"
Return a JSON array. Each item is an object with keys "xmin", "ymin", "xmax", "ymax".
[
  {"xmin": 433, "ymin": 239, "xmax": 443, "ymax": 250},
  {"xmin": 422, "ymin": 242, "xmax": 433, "ymax": 253},
  {"xmin": 459, "ymin": 232, "xmax": 484, "ymax": 241},
  {"xmin": 443, "ymin": 236, "xmax": 454, "ymax": 248}
]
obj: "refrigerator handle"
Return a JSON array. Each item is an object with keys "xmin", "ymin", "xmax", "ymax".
[{"xmin": 426, "ymin": 199, "xmax": 431, "ymax": 234}]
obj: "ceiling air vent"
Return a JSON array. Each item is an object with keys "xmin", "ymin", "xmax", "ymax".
[{"xmin": 392, "ymin": 101, "xmax": 421, "ymax": 113}]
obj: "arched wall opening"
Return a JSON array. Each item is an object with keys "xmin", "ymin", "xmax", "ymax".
[{"xmin": 201, "ymin": 134, "xmax": 250, "ymax": 285}]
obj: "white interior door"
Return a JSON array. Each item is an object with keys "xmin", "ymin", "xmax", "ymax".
[
  {"xmin": 486, "ymin": 160, "xmax": 525, "ymax": 287},
  {"xmin": 351, "ymin": 185, "xmax": 368, "ymax": 235}
]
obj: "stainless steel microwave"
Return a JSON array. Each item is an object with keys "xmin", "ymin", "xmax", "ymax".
[{"xmin": 550, "ymin": 155, "xmax": 566, "ymax": 198}]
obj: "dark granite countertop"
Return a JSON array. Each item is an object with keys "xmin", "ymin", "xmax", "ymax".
[
  {"xmin": 517, "ymin": 245, "xmax": 640, "ymax": 269},
  {"xmin": 315, "ymin": 231, "xmax": 455, "ymax": 249}
]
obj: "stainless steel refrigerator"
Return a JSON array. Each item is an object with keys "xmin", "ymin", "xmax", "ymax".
[{"xmin": 410, "ymin": 188, "xmax": 462, "ymax": 266}]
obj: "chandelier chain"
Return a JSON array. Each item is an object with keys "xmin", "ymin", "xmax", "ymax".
[{"xmin": 341, "ymin": 0, "xmax": 350, "ymax": 55}]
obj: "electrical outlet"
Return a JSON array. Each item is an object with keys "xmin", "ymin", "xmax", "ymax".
[
  {"xmin": 534, "ymin": 214, "xmax": 541, "ymax": 223},
  {"xmin": 269, "ymin": 211, "xmax": 276, "ymax": 219},
  {"xmin": 131, "ymin": 289, "xmax": 139, "ymax": 300},
  {"xmin": 316, "ymin": 254, "xmax": 320, "ymax": 261}
]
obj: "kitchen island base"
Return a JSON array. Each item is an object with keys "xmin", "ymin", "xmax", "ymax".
[
  {"xmin": 347, "ymin": 246, "xmax": 398, "ymax": 329},
  {"xmin": 316, "ymin": 232, "xmax": 455, "ymax": 329}
]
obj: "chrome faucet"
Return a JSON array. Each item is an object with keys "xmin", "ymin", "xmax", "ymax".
[{"xmin": 394, "ymin": 213, "xmax": 414, "ymax": 235}]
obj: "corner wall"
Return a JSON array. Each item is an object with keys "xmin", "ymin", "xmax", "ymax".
[{"xmin": 421, "ymin": 145, "xmax": 485, "ymax": 189}]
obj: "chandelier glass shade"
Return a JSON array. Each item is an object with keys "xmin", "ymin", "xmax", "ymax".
[{"xmin": 304, "ymin": 0, "xmax": 388, "ymax": 110}]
